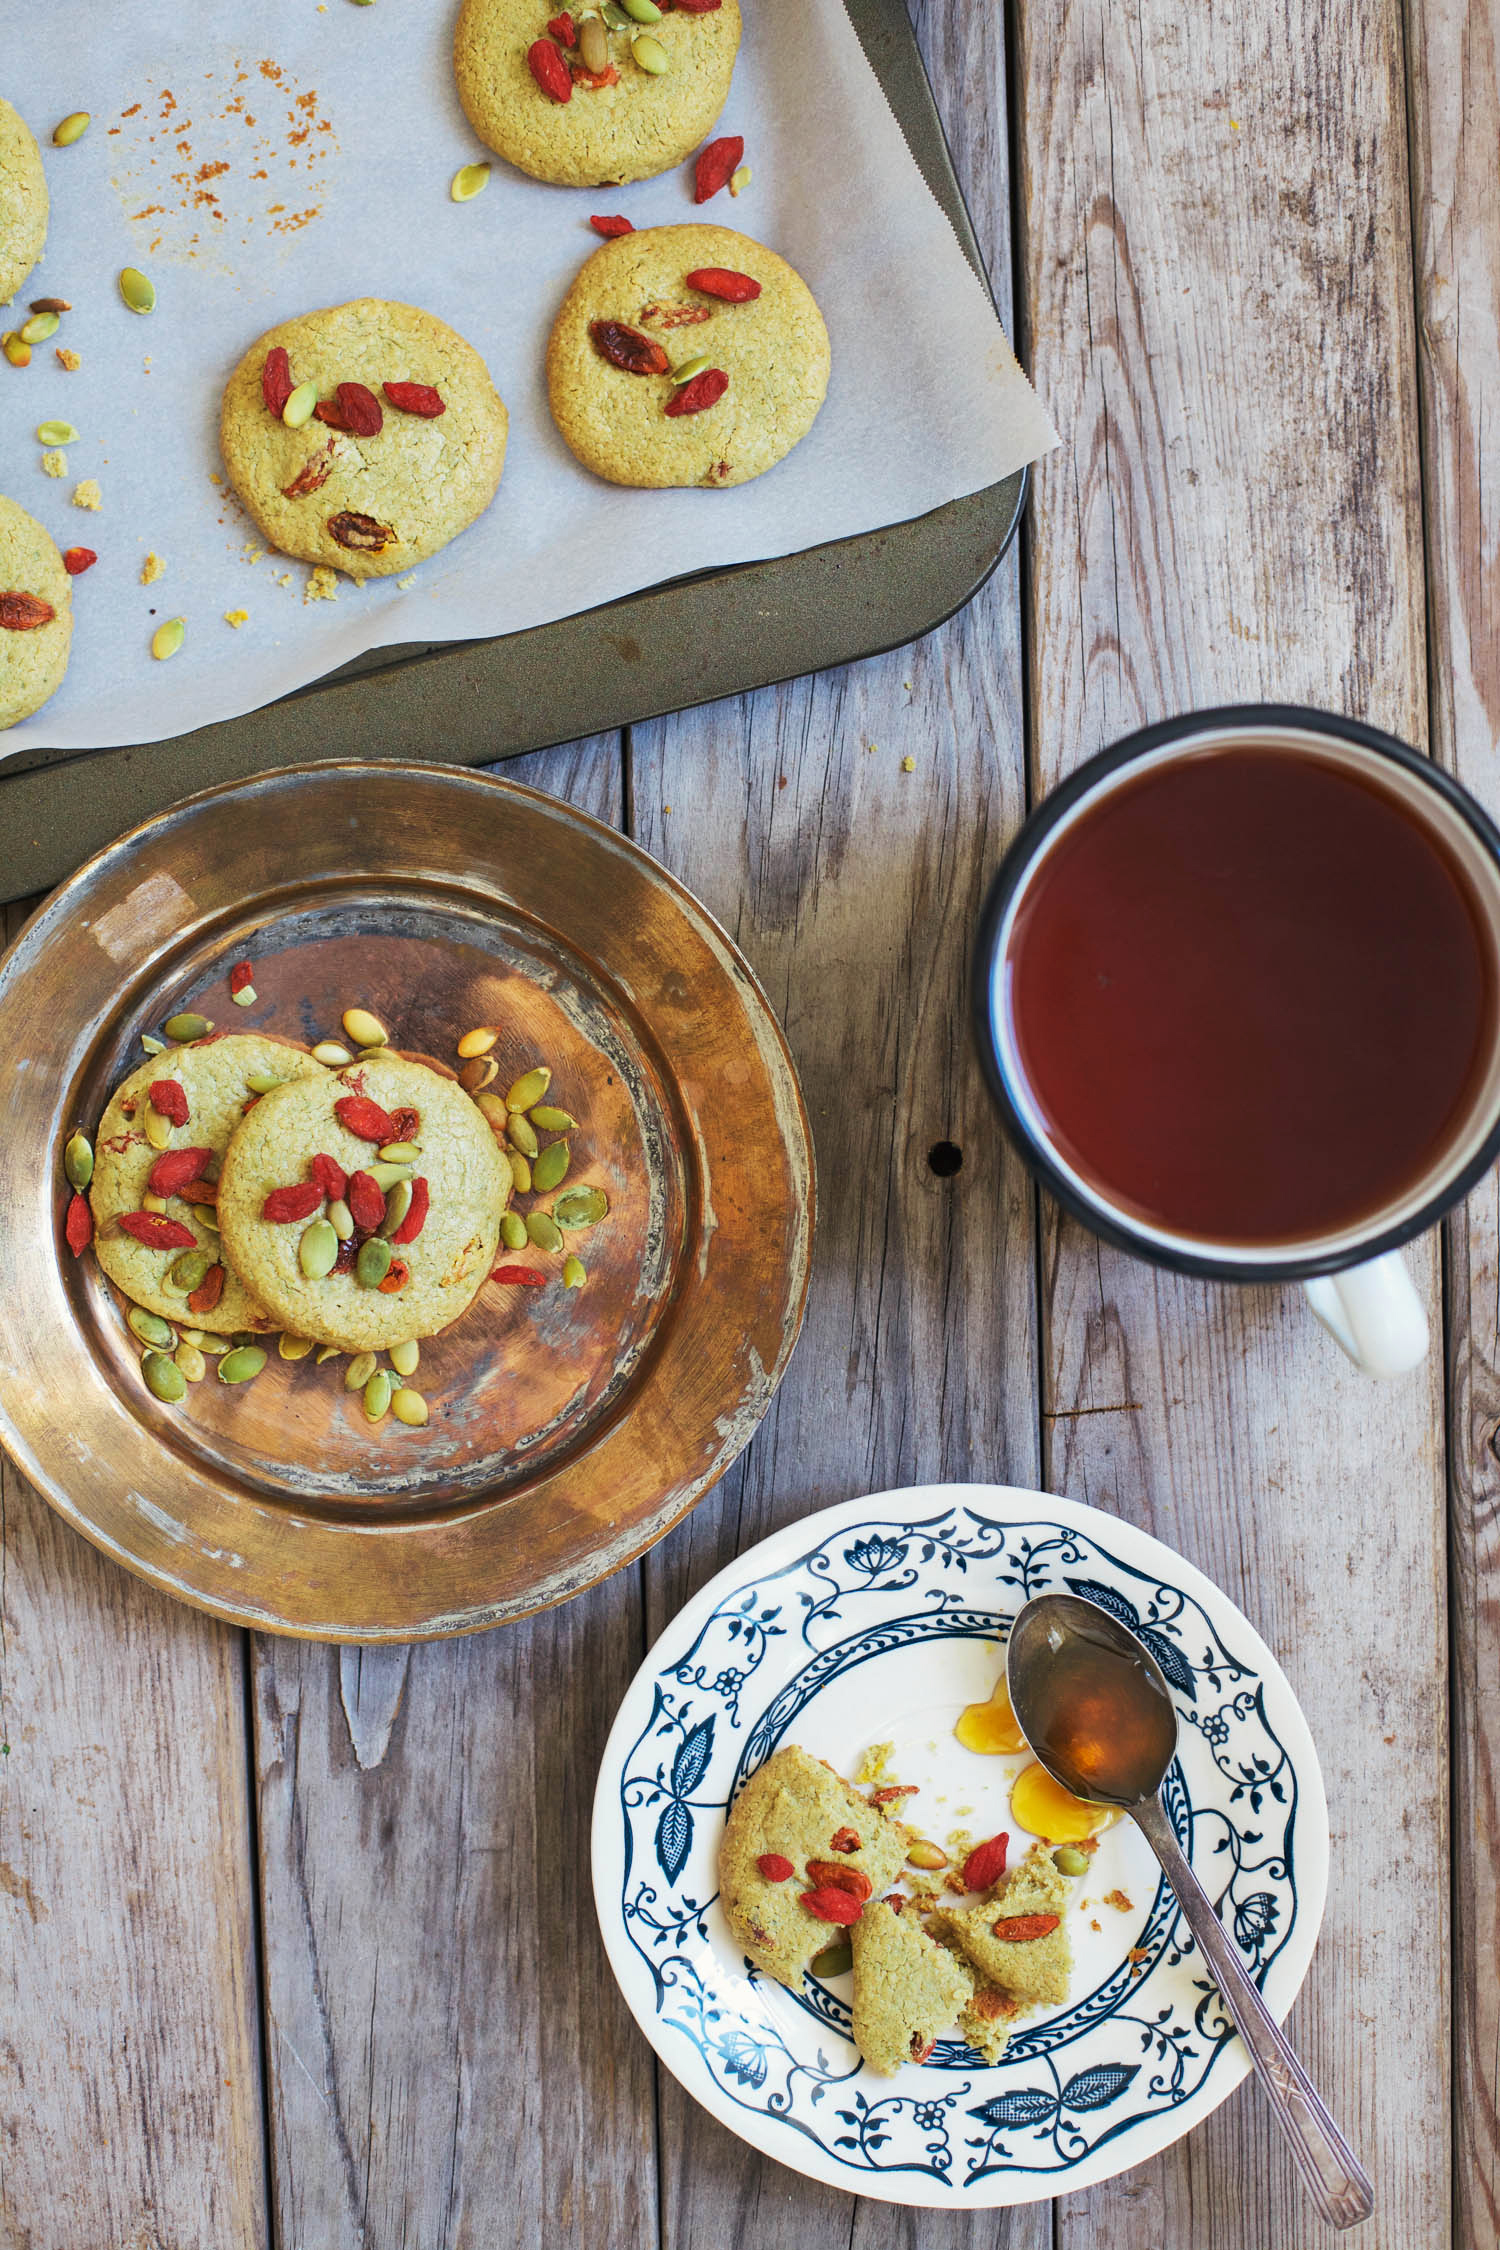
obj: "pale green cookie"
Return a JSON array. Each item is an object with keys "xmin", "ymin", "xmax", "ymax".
[
  {"xmin": 219, "ymin": 299, "xmax": 508, "ymax": 581},
  {"xmin": 0, "ymin": 496, "xmax": 71, "ymax": 730},
  {"xmin": 90, "ymin": 1036, "xmax": 325, "ymax": 1335},
  {"xmin": 932, "ymin": 1843, "xmax": 1074, "ymax": 2009},
  {"xmin": 454, "ymin": 0, "xmax": 740, "ymax": 187},
  {"xmin": 547, "ymin": 225, "xmax": 829, "ymax": 488},
  {"xmin": 851, "ymin": 1900, "xmax": 973, "ymax": 2075},
  {"xmin": 216, "ymin": 1053, "xmax": 509, "ymax": 1353},
  {"xmin": 0, "ymin": 98, "xmax": 47, "ymax": 307}
]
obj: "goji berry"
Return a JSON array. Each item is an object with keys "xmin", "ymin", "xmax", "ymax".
[
  {"xmin": 309, "ymin": 1152, "xmax": 348, "ymax": 1200},
  {"xmin": 334, "ymin": 1094, "xmax": 396, "ymax": 1143},
  {"xmin": 148, "ymin": 1080, "xmax": 190, "ymax": 1126},
  {"xmin": 261, "ymin": 1182, "xmax": 325, "ymax": 1223},
  {"xmin": 388, "ymin": 1174, "xmax": 429, "ymax": 1245},
  {"xmin": 870, "ymin": 1785, "xmax": 919, "ymax": 1805},
  {"xmin": 383, "ymin": 381, "xmax": 446, "ymax": 418},
  {"xmin": 675, "ymin": 0, "xmax": 722, "ymax": 12},
  {"xmin": 590, "ymin": 214, "xmax": 634, "ymax": 237},
  {"xmin": 548, "ymin": 11, "xmax": 577, "ymax": 42},
  {"xmin": 664, "ymin": 368, "xmax": 728, "ymax": 417},
  {"xmin": 387, "ymin": 1107, "xmax": 421, "ymax": 1141},
  {"xmin": 229, "ymin": 959, "xmax": 255, "ymax": 995},
  {"xmin": 805, "ymin": 1861, "xmax": 873, "ymax": 1902},
  {"xmin": 178, "ymin": 1179, "xmax": 218, "ymax": 1205},
  {"xmin": 572, "ymin": 61, "xmax": 619, "ymax": 86},
  {"xmin": 590, "ymin": 319, "xmax": 669, "ymax": 376},
  {"xmin": 491, "ymin": 1266, "xmax": 548, "ymax": 1285},
  {"xmin": 313, "ymin": 398, "xmax": 349, "ymax": 430},
  {"xmin": 262, "ymin": 345, "xmax": 293, "ymax": 416},
  {"xmin": 799, "ymin": 1886, "xmax": 863, "ymax": 1926},
  {"xmin": 0, "ymin": 593, "xmax": 54, "ymax": 630},
  {"xmin": 147, "ymin": 1146, "xmax": 213, "ymax": 1197},
  {"xmin": 694, "ymin": 134, "xmax": 743, "ymax": 202},
  {"xmin": 377, "ymin": 1258, "xmax": 410, "ymax": 1293},
  {"xmin": 116, "ymin": 1212, "xmax": 198, "ymax": 1250},
  {"xmin": 335, "ymin": 380, "xmax": 383, "ymax": 437},
  {"xmin": 347, "ymin": 1170, "xmax": 387, "ymax": 1233},
  {"xmin": 327, "ymin": 511, "xmax": 395, "ymax": 553},
  {"xmin": 756, "ymin": 1853, "xmax": 794, "ymax": 1882},
  {"xmin": 188, "ymin": 1263, "xmax": 226, "ymax": 1315},
  {"xmin": 65, "ymin": 1192, "xmax": 92, "ymax": 1256},
  {"xmin": 961, "ymin": 1833, "xmax": 1009, "ymax": 1893},
  {"xmin": 910, "ymin": 2036, "xmax": 936, "ymax": 2064},
  {"xmin": 528, "ymin": 37, "xmax": 574, "ymax": 99},
  {"xmin": 62, "ymin": 547, "xmax": 96, "ymax": 575},
  {"xmin": 333, "ymin": 1236, "xmax": 358, "ymax": 1274},
  {"xmin": 989, "ymin": 1912, "xmax": 1060, "ymax": 1942},
  {"xmin": 829, "ymin": 1827, "xmax": 861, "ymax": 1854},
  {"xmin": 685, "ymin": 266, "xmax": 761, "ymax": 302}
]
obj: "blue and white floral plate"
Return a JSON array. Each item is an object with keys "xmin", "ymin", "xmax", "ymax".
[{"xmin": 592, "ymin": 1484, "xmax": 1327, "ymax": 2208}]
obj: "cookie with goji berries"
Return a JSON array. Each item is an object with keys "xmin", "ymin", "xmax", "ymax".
[
  {"xmin": 547, "ymin": 225, "xmax": 829, "ymax": 488},
  {"xmin": 930, "ymin": 1843, "xmax": 1075, "ymax": 2009},
  {"xmin": 0, "ymin": 495, "xmax": 72, "ymax": 730},
  {"xmin": 216, "ymin": 1053, "xmax": 511, "ymax": 1353},
  {"xmin": 219, "ymin": 299, "xmax": 508, "ymax": 582},
  {"xmin": 454, "ymin": 0, "xmax": 740, "ymax": 188},
  {"xmin": 89, "ymin": 1035, "xmax": 324, "ymax": 1335},
  {"xmin": 0, "ymin": 99, "xmax": 48, "ymax": 309},
  {"xmin": 717, "ymin": 1745, "xmax": 914, "ymax": 1992},
  {"xmin": 851, "ymin": 1899, "xmax": 974, "ymax": 2074}
]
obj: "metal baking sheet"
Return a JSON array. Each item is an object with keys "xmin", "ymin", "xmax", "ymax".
[{"xmin": 0, "ymin": 0, "xmax": 1026, "ymax": 906}]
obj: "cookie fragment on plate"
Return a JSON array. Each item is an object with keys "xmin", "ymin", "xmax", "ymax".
[
  {"xmin": 931, "ymin": 1843, "xmax": 1074, "ymax": 2008},
  {"xmin": 851, "ymin": 1899, "xmax": 974, "ymax": 2075}
]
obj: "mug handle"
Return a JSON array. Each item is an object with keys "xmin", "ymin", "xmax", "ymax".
[{"xmin": 1302, "ymin": 1250, "xmax": 1429, "ymax": 1377}]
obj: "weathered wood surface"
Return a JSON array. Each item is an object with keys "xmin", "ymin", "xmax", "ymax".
[
  {"xmin": 1016, "ymin": 0, "xmax": 1448, "ymax": 2247},
  {"xmin": 1408, "ymin": 0, "xmax": 1500, "ymax": 2238}
]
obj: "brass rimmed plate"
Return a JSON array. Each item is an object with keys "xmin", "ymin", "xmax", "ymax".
[{"xmin": 0, "ymin": 763, "xmax": 813, "ymax": 1640}]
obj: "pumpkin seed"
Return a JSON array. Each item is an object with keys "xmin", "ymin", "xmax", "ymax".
[
  {"xmin": 180, "ymin": 1327, "xmax": 207, "ymax": 1347},
  {"xmin": 342, "ymin": 1005, "xmax": 387, "ymax": 1048},
  {"xmin": 119, "ymin": 267, "xmax": 156, "ymax": 314},
  {"xmin": 363, "ymin": 1370, "xmax": 392, "ymax": 1422},
  {"xmin": 141, "ymin": 1034, "xmax": 167, "ymax": 1055},
  {"xmin": 279, "ymin": 1333, "xmax": 315, "ymax": 1360},
  {"xmin": 142, "ymin": 1191, "xmax": 169, "ymax": 1215},
  {"xmin": 729, "ymin": 163, "xmax": 751, "ymax": 195},
  {"xmin": 128, "ymin": 1307, "xmax": 176, "ymax": 1349},
  {"xmin": 391, "ymin": 1387, "xmax": 429, "ymax": 1426},
  {"xmin": 35, "ymin": 412, "xmax": 75, "ymax": 440},
  {"xmin": 505, "ymin": 1065, "xmax": 551, "ymax": 1113},
  {"xmin": 217, "ymin": 1345, "xmax": 266, "ymax": 1384},
  {"xmin": 316, "ymin": 1344, "xmax": 343, "ymax": 1364},
  {"xmin": 245, "ymin": 1071, "xmax": 285, "ymax": 1095},
  {"xmin": 552, "ymin": 1184, "xmax": 609, "ymax": 1229},
  {"xmin": 562, "ymin": 1254, "xmax": 586, "ymax": 1289},
  {"xmin": 475, "ymin": 1091, "xmax": 509, "ymax": 1130},
  {"xmin": 23, "ymin": 313, "xmax": 61, "ymax": 346},
  {"xmin": 231, "ymin": 981, "xmax": 258, "ymax": 1008},
  {"xmin": 198, "ymin": 1209, "xmax": 221, "ymax": 1233},
  {"xmin": 356, "ymin": 1236, "xmax": 393, "ymax": 1289},
  {"xmin": 174, "ymin": 1342, "xmax": 206, "ymax": 1383},
  {"xmin": 299, "ymin": 1217, "xmax": 339, "ymax": 1278},
  {"xmin": 526, "ymin": 1210, "xmax": 563, "ymax": 1254},
  {"xmin": 163, "ymin": 1012, "xmax": 211, "ymax": 1041},
  {"xmin": 282, "ymin": 380, "xmax": 318, "ymax": 429},
  {"xmin": 578, "ymin": 10, "xmax": 610, "ymax": 66},
  {"xmin": 506, "ymin": 1113, "xmax": 539, "ymax": 1159},
  {"xmin": 671, "ymin": 354, "xmax": 710, "ymax": 385},
  {"xmin": 312, "ymin": 1040, "xmax": 353, "ymax": 1067},
  {"xmin": 346, "ymin": 1352, "xmax": 377, "ymax": 1390},
  {"xmin": 367, "ymin": 1160, "xmax": 415, "ymax": 1191},
  {"xmin": 500, "ymin": 1210, "xmax": 528, "ymax": 1251},
  {"xmin": 151, "ymin": 618, "xmax": 185, "ymax": 662},
  {"xmin": 232, "ymin": 1330, "xmax": 262, "ymax": 1350},
  {"xmin": 380, "ymin": 1179, "xmax": 413, "ymax": 1237},
  {"xmin": 327, "ymin": 1196, "xmax": 355, "ymax": 1241},
  {"xmin": 810, "ymin": 1940, "xmax": 853, "ymax": 1979},
  {"xmin": 529, "ymin": 1106, "xmax": 576, "ymax": 1133},
  {"xmin": 377, "ymin": 1141, "xmax": 421, "ymax": 1163},
  {"xmin": 64, "ymin": 1131, "xmax": 93, "ymax": 1190},
  {"xmin": 141, "ymin": 1350, "xmax": 187, "ymax": 1404},
  {"xmin": 194, "ymin": 1332, "xmax": 233, "ymax": 1355},
  {"xmin": 390, "ymin": 1337, "xmax": 420, "ymax": 1377},
  {"xmin": 631, "ymin": 33, "xmax": 669, "ymax": 70},
  {"xmin": 451, "ymin": 161, "xmax": 492, "ymax": 202},
  {"xmin": 906, "ymin": 1839, "xmax": 948, "ymax": 1871},
  {"xmin": 53, "ymin": 111, "xmax": 91, "ymax": 146},
  {"xmin": 356, "ymin": 1046, "xmax": 387, "ymax": 1063},
  {"xmin": 457, "ymin": 1026, "xmax": 499, "ymax": 1059},
  {"xmin": 532, "ymin": 1138, "xmax": 570, "ymax": 1193},
  {"xmin": 458, "ymin": 1056, "xmax": 498, "ymax": 1094},
  {"xmin": 621, "ymin": 0, "xmax": 663, "ymax": 18},
  {"xmin": 509, "ymin": 1152, "xmax": 532, "ymax": 1194},
  {"xmin": 601, "ymin": 1, "xmax": 631, "ymax": 24},
  {"xmin": 1053, "ymin": 1845, "xmax": 1090, "ymax": 1877},
  {"xmin": 1, "ymin": 334, "xmax": 30, "ymax": 368},
  {"xmin": 144, "ymin": 1109, "xmax": 174, "ymax": 1150},
  {"xmin": 168, "ymin": 1247, "xmax": 215, "ymax": 1293}
]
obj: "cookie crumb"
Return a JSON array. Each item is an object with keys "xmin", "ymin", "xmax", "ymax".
[
  {"xmin": 41, "ymin": 450, "xmax": 67, "ymax": 478},
  {"xmin": 209, "ymin": 472, "xmax": 224, "ymax": 486},
  {"xmin": 55, "ymin": 346, "xmax": 80, "ymax": 371},
  {"xmin": 901, "ymin": 755, "xmax": 916, "ymax": 773},
  {"xmin": 278, "ymin": 571, "xmax": 293, "ymax": 588},
  {"xmin": 663, "ymin": 804, "xmax": 672, "ymax": 816},
  {"xmin": 866, "ymin": 742, "xmax": 878, "ymax": 754},
  {"xmin": 856, "ymin": 1741, "xmax": 894, "ymax": 1786},
  {"xmin": 1090, "ymin": 1918, "xmax": 1102, "ymax": 1933},
  {"xmin": 304, "ymin": 565, "xmax": 339, "ymax": 603},
  {"xmin": 1103, "ymin": 1888, "xmax": 1133, "ymax": 1912},
  {"xmin": 72, "ymin": 479, "xmax": 102, "ymax": 511},
  {"xmin": 140, "ymin": 552, "xmax": 165, "ymax": 585},
  {"xmin": 224, "ymin": 609, "xmax": 249, "ymax": 628},
  {"xmin": 241, "ymin": 542, "xmax": 264, "ymax": 564},
  {"xmin": 397, "ymin": 573, "xmax": 417, "ymax": 589}
]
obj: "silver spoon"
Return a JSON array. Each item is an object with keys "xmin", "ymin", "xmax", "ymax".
[{"xmin": 1006, "ymin": 1591, "xmax": 1373, "ymax": 2231}]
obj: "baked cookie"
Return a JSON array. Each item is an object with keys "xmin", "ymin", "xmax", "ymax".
[
  {"xmin": 454, "ymin": 0, "xmax": 739, "ymax": 187},
  {"xmin": 850, "ymin": 1900, "xmax": 973, "ymax": 2075},
  {"xmin": 717, "ymin": 1745, "xmax": 913, "ymax": 1991},
  {"xmin": 931, "ymin": 1844, "xmax": 1074, "ymax": 2009},
  {"xmin": 219, "ymin": 299, "xmax": 508, "ymax": 581},
  {"xmin": 957, "ymin": 1979, "xmax": 1025, "ymax": 2066},
  {"xmin": 216, "ymin": 1052, "xmax": 510, "ymax": 1352},
  {"xmin": 0, "ymin": 99, "xmax": 47, "ymax": 306},
  {"xmin": 90, "ymin": 1036, "xmax": 325, "ymax": 1335},
  {"xmin": 0, "ymin": 496, "xmax": 70, "ymax": 728},
  {"xmin": 547, "ymin": 225, "xmax": 829, "ymax": 488}
]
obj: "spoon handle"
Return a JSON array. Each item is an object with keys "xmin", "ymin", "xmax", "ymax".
[{"xmin": 1131, "ymin": 1793, "xmax": 1373, "ymax": 2230}]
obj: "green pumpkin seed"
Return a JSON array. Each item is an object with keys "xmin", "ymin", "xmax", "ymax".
[
  {"xmin": 389, "ymin": 1337, "xmax": 420, "ymax": 1377},
  {"xmin": 128, "ymin": 1307, "xmax": 176, "ymax": 1349},
  {"xmin": 509, "ymin": 1152, "xmax": 532, "ymax": 1194},
  {"xmin": 1052, "ymin": 1845, "xmax": 1090, "ymax": 1877},
  {"xmin": 141, "ymin": 1034, "xmax": 167, "ymax": 1055},
  {"xmin": 245, "ymin": 1071, "xmax": 285, "ymax": 1095},
  {"xmin": 621, "ymin": 0, "xmax": 663, "ymax": 19},
  {"xmin": 299, "ymin": 1217, "xmax": 339, "ymax": 1278},
  {"xmin": 36, "ymin": 414, "xmax": 75, "ymax": 442},
  {"xmin": 451, "ymin": 161, "xmax": 491, "ymax": 202},
  {"xmin": 218, "ymin": 1345, "xmax": 266, "ymax": 1385},
  {"xmin": 168, "ymin": 1247, "xmax": 215, "ymax": 1293},
  {"xmin": 529, "ymin": 1106, "xmax": 577, "ymax": 1133},
  {"xmin": 342, "ymin": 1006, "xmax": 387, "ymax": 1048},
  {"xmin": 363, "ymin": 1370, "xmax": 392, "ymax": 1422},
  {"xmin": 327, "ymin": 1196, "xmax": 355, "ymax": 1241},
  {"xmin": 119, "ymin": 267, "xmax": 156, "ymax": 314},
  {"xmin": 174, "ymin": 1342, "xmax": 207, "ymax": 1384},
  {"xmin": 377, "ymin": 1141, "xmax": 421, "ymax": 1163},
  {"xmin": 810, "ymin": 1940, "xmax": 853, "ymax": 1980},
  {"xmin": 141, "ymin": 1349, "xmax": 187, "ymax": 1404},
  {"xmin": 500, "ymin": 1210, "xmax": 528, "ymax": 1251},
  {"xmin": 505, "ymin": 1066, "xmax": 551, "ymax": 1113},
  {"xmin": 181, "ymin": 1327, "xmax": 213, "ymax": 1350},
  {"xmin": 163, "ymin": 1012, "xmax": 211, "ymax": 1042},
  {"xmin": 671, "ymin": 354, "xmax": 710, "ymax": 385},
  {"xmin": 562, "ymin": 1254, "xmax": 586, "ymax": 1289},
  {"xmin": 279, "ymin": 1333, "xmax": 315, "ymax": 1360},
  {"xmin": 283, "ymin": 380, "xmax": 319, "ymax": 429},
  {"xmin": 601, "ymin": 1, "xmax": 631, "ymax": 23},
  {"xmin": 552, "ymin": 1184, "xmax": 609, "ymax": 1229},
  {"xmin": 356, "ymin": 1236, "xmax": 393, "ymax": 1289},
  {"xmin": 526, "ymin": 1210, "xmax": 563, "ymax": 1255},
  {"xmin": 346, "ymin": 1352, "xmax": 377, "ymax": 1389},
  {"xmin": 234, "ymin": 982, "xmax": 257, "ymax": 1008},
  {"xmin": 312, "ymin": 1040, "xmax": 353, "ymax": 1067},
  {"xmin": 198, "ymin": 1208, "xmax": 221, "ymax": 1233},
  {"xmin": 366, "ymin": 1159, "xmax": 415, "ymax": 1191},
  {"xmin": 380, "ymin": 1179, "xmax": 413, "ymax": 1237},
  {"xmin": 23, "ymin": 313, "xmax": 62, "ymax": 345},
  {"xmin": 231, "ymin": 1330, "xmax": 262, "ymax": 1350},
  {"xmin": 391, "ymin": 1387, "xmax": 429, "ymax": 1426},
  {"xmin": 144, "ymin": 1109, "xmax": 174, "ymax": 1151},
  {"xmin": 507, "ymin": 1113, "xmax": 539, "ymax": 1159},
  {"xmin": 531, "ymin": 1138, "xmax": 570, "ymax": 1193},
  {"xmin": 631, "ymin": 33, "xmax": 669, "ymax": 70},
  {"xmin": 730, "ymin": 164, "xmax": 751, "ymax": 194},
  {"xmin": 152, "ymin": 618, "xmax": 185, "ymax": 662},
  {"xmin": 316, "ymin": 1344, "xmax": 343, "ymax": 1364},
  {"xmin": 53, "ymin": 111, "xmax": 91, "ymax": 146},
  {"xmin": 475, "ymin": 1091, "xmax": 509, "ymax": 1130},
  {"xmin": 64, "ymin": 1131, "xmax": 93, "ymax": 1190}
]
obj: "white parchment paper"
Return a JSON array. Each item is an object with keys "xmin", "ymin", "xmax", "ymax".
[{"xmin": 2, "ymin": 0, "xmax": 1057, "ymax": 757}]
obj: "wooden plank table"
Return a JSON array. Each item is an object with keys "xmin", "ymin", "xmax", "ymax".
[{"xmin": 0, "ymin": 0, "xmax": 1488, "ymax": 2233}]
